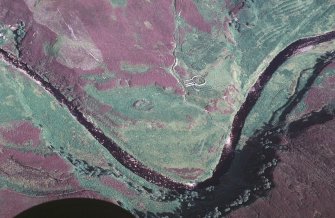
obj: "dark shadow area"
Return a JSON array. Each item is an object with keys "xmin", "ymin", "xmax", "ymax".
[
  {"xmin": 176, "ymin": 125, "xmax": 280, "ymax": 217},
  {"xmin": 15, "ymin": 198, "xmax": 134, "ymax": 218},
  {"xmin": 174, "ymin": 103, "xmax": 335, "ymax": 217}
]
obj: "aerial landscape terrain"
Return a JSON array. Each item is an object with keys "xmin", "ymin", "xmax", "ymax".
[{"xmin": 0, "ymin": 0, "xmax": 334, "ymax": 217}]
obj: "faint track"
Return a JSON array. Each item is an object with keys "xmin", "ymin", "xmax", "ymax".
[{"xmin": 256, "ymin": 24, "xmax": 286, "ymax": 46}]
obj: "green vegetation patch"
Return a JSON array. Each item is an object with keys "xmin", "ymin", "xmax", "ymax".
[
  {"xmin": 120, "ymin": 61, "xmax": 150, "ymax": 74},
  {"xmin": 85, "ymin": 84, "xmax": 225, "ymax": 181},
  {"xmin": 44, "ymin": 37, "xmax": 62, "ymax": 57},
  {"xmin": 85, "ymin": 85, "xmax": 205, "ymax": 122},
  {"xmin": 109, "ymin": 0, "xmax": 127, "ymax": 8}
]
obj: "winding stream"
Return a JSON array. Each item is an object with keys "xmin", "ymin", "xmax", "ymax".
[{"xmin": 0, "ymin": 30, "xmax": 335, "ymax": 190}]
